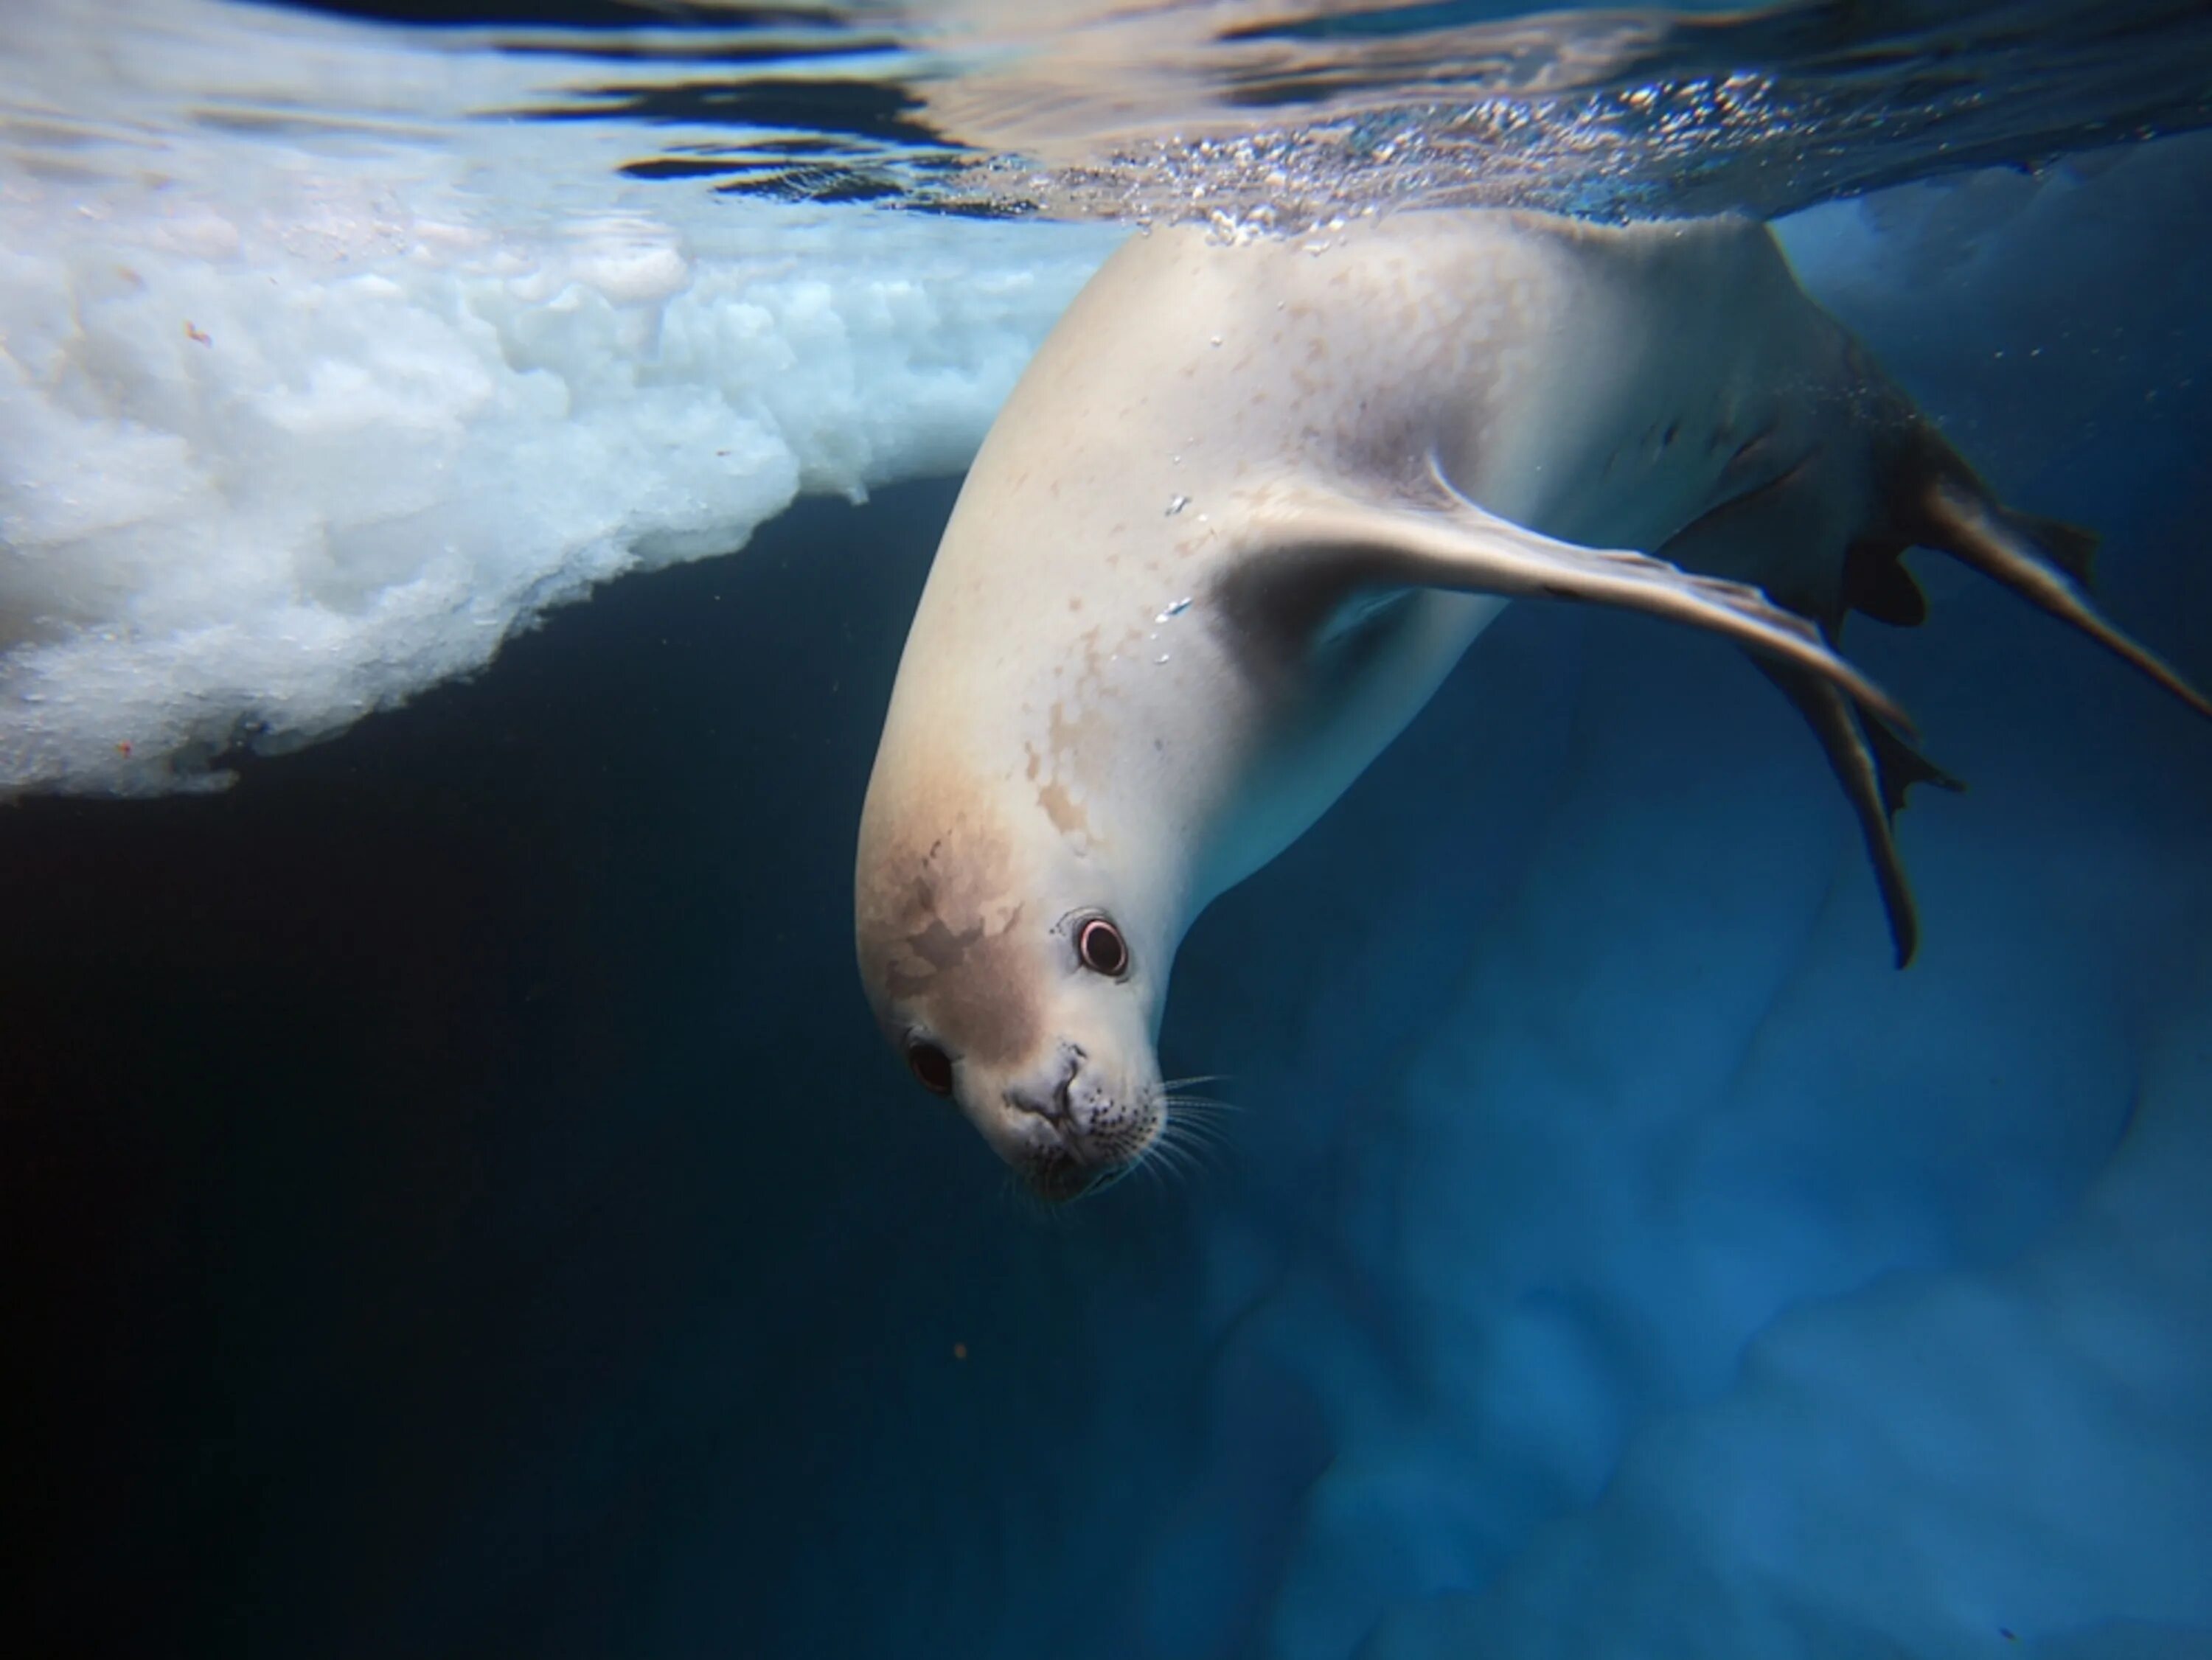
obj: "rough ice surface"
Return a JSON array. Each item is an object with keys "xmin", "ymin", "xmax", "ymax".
[
  {"xmin": 0, "ymin": 0, "xmax": 1117, "ymax": 795},
  {"xmin": 0, "ymin": 185, "xmax": 1110, "ymax": 793}
]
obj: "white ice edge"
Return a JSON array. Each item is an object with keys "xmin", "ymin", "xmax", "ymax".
[{"xmin": 0, "ymin": 0, "xmax": 1119, "ymax": 795}]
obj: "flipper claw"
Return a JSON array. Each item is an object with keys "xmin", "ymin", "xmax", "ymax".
[{"xmin": 1864, "ymin": 715, "xmax": 1964, "ymax": 820}]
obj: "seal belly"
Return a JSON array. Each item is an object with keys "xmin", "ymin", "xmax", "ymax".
[{"xmin": 1190, "ymin": 585, "xmax": 1504, "ymax": 915}]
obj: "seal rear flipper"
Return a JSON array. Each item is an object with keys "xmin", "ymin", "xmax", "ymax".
[
  {"xmin": 1239, "ymin": 475, "xmax": 1910, "ymax": 733},
  {"xmin": 1752, "ymin": 652, "xmax": 1964, "ymax": 969},
  {"xmin": 1905, "ymin": 458, "xmax": 2211, "ymax": 719},
  {"xmin": 1840, "ymin": 537, "xmax": 1929, "ymax": 628},
  {"xmin": 1863, "ymin": 711, "xmax": 1964, "ymax": 819}
]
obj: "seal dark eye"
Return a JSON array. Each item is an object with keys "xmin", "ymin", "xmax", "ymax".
[
  {"xmin": 906, "ymin": 1041, "xmax": 953, "ymax": 1096},
  {"xmin": 1076, "ymin": 916, "xmax": 1130, "ymax": 977}
]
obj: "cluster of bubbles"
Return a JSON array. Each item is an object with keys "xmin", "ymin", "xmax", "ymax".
[
  {"xmin": 947, "ymin": 78, "xmax": 1781, "ymax": 235},
  {"xmin": 549, "ymin": 1, "xmax": 2212, "ymax": 233},
  {"xmin": 602, "ymin": 78, "xmax": 1799, "ymax": 232}
]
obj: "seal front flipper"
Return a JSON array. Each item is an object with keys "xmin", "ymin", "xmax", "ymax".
[{"xmin": 1231, "ymin": 473, "xmax": 1910, "ymax": 732}]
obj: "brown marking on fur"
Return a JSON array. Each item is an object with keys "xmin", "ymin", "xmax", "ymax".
[
  {"xmin": 1034, "ymin": 697, "xmax": 1116, "ymax": 849},
  {"xmin": 896, "ymin": 902, "xmax": 1039, "ymax": 1069},
  {"xmin": 856, "ymin": 798, "xmax": 1044, "ymax": 1070},
  {"xmin": 1037, "ymin": 778, "xmax": 1091, "ymax": 840}
]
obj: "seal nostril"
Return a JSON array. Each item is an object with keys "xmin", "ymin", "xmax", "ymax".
[
  {"xmin": 1004, "ymin": 1083, "xmax": 1066, "ymax": 1125},
  {"xmin": 1007, "ymin": 1051, "xmax": 1086, "ymax": 1127}
]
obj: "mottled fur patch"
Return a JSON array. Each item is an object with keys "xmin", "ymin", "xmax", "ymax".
[{"xmin": 856, "ymin": 802, "xmax": 1043, "ymax": 1069}]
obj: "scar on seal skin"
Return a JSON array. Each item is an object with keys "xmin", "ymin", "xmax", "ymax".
[{"xmin": 855, "ymin": 209, "xmax": 2209, "ymax": 1199}]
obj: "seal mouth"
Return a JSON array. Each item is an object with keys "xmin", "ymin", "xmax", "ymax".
[
  {"xmin": 1004, "ymin": 1050, "xmax": 1160, "ymax": 1202},
  {"xmin": 1022, "ymin": 1147, "xmax": 1127, "ymax": 1204},
  {"xmin": 1017, "ymin": 1105, "xmax": 1162, "ymax": 1201}
]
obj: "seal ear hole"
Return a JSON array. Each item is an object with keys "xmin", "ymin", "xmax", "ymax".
[
  {"xmin": 1076, "ymin": 916, "xmax": 1130, "ymax": 977},
  {"xmin": 906, "ymin": 1041, "xmax": 954, "ymax": 1096}
]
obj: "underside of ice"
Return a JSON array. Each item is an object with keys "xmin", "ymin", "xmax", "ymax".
[
  {"xmin": 0, "ymin": 0, "xmax": 1116, "ymax": 793},
  {"xmin": 0, "ymin": 188, "xmax": 1109, "ymax": 792}
]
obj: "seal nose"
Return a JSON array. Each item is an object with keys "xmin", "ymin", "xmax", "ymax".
[
  {"xmin": 1004, "ymin": 1056, "xmax": 1107, "ymax": 1202},
  {"xmin": 1004, "ymin": 1051, "xmax": 1079, "ymax": 1129}
]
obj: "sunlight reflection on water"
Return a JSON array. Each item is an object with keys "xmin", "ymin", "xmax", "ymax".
[{"xmin": 8, "ymin": 0, "xmax": 2212, "ymax": 231}]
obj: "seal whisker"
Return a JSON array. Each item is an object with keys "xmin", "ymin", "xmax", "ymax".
[
  {"xmin": 1168, "ymin": 1140, "xmax": 1223, "ymax": 1184},
  {"xmin": 1151, "ymin": 1120, "xmax": 1225, "ymax": 1180},
  {"xmin": 1178, "ymin": 1109, "xmax": 1239, "ymax": 1159},
  {"xmin": 1159, "ymin": 1112, "xmax": 1231, "ymax": 1150},
  {"xmin": 1147, "ymin": 1148, "xmax": 1198, "ymax": 1189},
  {"xmin": 1161, "ymin": 1074, "xmax": 1234, "ymax": 1092},
  {"xmin": 1135, "ymin": 1129, "xmax": 1196, "ymax": 1182},
  {"xmin": 1160, "ymin": 1103, "xmax": 1240, "ymax": 1140},
  {"xmin": 1168, "ymin": 1118, "xmax": 1239, "ymax": 1167},
  {"xmin": 1176, "ymin": 1112, "xmax": 1232, "ymax": 1149},
  {"xmin": 1129, "ymin": 1151, "xmax": 1166, "ymax": 1199}
]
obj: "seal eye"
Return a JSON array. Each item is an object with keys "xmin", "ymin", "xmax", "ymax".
[
  {"xmin": 1076, "ymin": 916, "xmax": 1130, "ymax": 977},
  {"xmin": 906, "ymin": 1041, "xmax": 953, "ymax": 1096}
]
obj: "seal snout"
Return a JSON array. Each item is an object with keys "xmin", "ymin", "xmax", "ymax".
[
  {"xmin": 1004, "ymin": 1044, "xmax": 1161, "ymax": 1202},
  {"xmin": 1003, "ymin": 1047, "xmax": 1081, "ymax": 1129}
]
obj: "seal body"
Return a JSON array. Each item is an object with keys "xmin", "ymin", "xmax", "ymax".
[{"xmin": 856, "ymin": 210, "xmax": 2205, "ymax": 1198}]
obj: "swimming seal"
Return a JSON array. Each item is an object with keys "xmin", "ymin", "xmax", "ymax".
[{"xmin": 855, "ymin": 209, "xmax": 2208, "ymax": 1199}]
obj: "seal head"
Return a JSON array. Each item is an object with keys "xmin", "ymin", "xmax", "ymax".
[{"xmin": 856, "ymin": 797, "xmax": 1166, "ymax": 1201}]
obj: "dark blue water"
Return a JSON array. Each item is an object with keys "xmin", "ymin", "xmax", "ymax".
[{"xmin": 6, "ymin": 8, "xmax": 2211, "ymax": 1660}]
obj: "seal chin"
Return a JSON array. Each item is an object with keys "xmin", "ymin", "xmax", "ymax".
[
  {"xmin": 1022, "ymin": 1145, "xmax": 1127, "ymax": 1204},
  {"xmin": 1016, "ymin": 1115, "xmax": 1160, "ymax": 1202}
]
